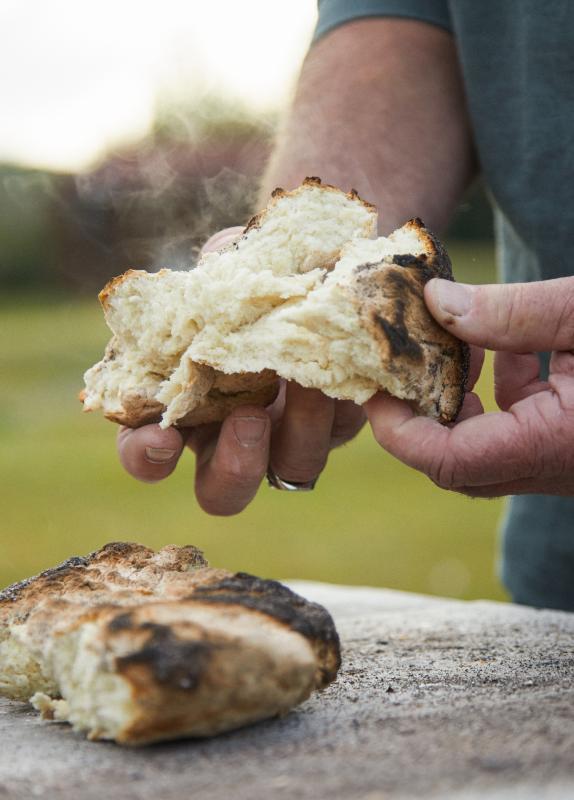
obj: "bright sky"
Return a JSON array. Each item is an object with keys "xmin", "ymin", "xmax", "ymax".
[{"xmin": 0, "ymin": 0, "xmax": 317, "ymax": 172}]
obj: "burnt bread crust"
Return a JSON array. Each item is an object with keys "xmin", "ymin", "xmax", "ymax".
[
  {"xmin": 352, "ymin": 218, "xmax": 469, "ymax": 422},
  {"xmin": 188, "ymin": 573, "xmax": 341, "ymax": 689},
  {"xmin": 0, "ymin": 543, "xmax": 340, "ymax": 744}
]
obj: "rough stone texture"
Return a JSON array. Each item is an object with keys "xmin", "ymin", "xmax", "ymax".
[{"xmin": 0, "ymin": 583, "xmax": 572, "ymax": 799}]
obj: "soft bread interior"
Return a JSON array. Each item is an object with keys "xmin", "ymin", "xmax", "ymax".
[
  {"xmin": 185, "ymin": 228, "xmax": 429, "ymax": 410},
  {"xmin": 83, "ymin": 181, "xmax": 376, "ymax": 427},
  {"xmin": 0, "ymin": 624, "xmax": 58, "ymax": 701},
  {"xmin": 29, "ymin": 603, "xmax": 318, "ymax": 744}
]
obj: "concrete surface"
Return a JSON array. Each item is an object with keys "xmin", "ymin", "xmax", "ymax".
[{"xmin": 0, "ymin": 583, "xmax": 572, "ymax": 800}]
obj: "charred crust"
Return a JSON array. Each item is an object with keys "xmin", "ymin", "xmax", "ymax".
[
  {"xmin": 374, "ymin": 310, "xmax": 424, "ymax": 362},
  {"xmin": 116, "ymin": 623, "xmax": 214, "ymax": 692},
  {"xmin": 107, "ymin": 612, "xmax": 134, "ymax": 632},
  {"xmin": 448, "ymin": 340, "xmax": 470, "ymax": 422},
  {"xmin": 383, "ymin": 270, "xmax": 423, "ymax": 299},
  {"xmin": 403, "ymin": 218, "xmax": 454, "ymax": 281},
  {"xmin": 190, "ymin": 573, "xmax": 340, "ymax": 649},
  {"xmin": 392, "ymin": 253, "xmax": 421, "ymax": 268},
  {"xmin": 243, "ymin": 210, "xmax": 264, "ymax": 233},
  {"xmin": 355, "ymin": 261, "xmax": 382, "ymax": 273},
  {"xmin": 0, "ymin": 542, "xmax": 208, "ymax": 605},
  {"xmin": 92, "ymin": 542, "xmax": 150, "ymax": 563},
  {"xmin": 0, "ymin": 555, "xmax": 90, "ymax": 604}
]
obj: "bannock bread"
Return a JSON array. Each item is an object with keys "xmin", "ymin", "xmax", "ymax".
[
  {"xmin": 82, "ymin": 177, "xmax": 468, "ymax": 427},
  {"xmin": 0, "ymin": 543, "xmax": 340, "ymax": 745}
]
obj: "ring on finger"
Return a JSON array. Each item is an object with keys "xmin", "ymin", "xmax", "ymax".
[{"xmin": 266, "ymin": 466, "xmax": 318, "ymax": 492}]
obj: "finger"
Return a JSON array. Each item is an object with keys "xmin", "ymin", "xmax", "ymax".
[
  {"xmin": 117, "ymin": 424, "xmax": 186, "ymax": 483},
  {"xmin": 270, "ymin": 383, "xmax": 335, "ymax": 483},
  {"xmin": 267, "ymin": 379, "xmax": 287, "ymax": 428},
  {"xmin": 185, "ymin": 421, "xmax": 221, "ymax": 460},
  {"xmin": 330, "ymin": 400, "xmax": 366, "ymax": 447},
  {"xmin": 452, "ymin": 391, "xmax": 484, "ymax": 423},
  {"xmin": 201, "ymin": 226, "xmax": 245, "ymax": 255},
  {"xmin": 459, "ymin": 473, "xmax": 574, "ymax": 498},
  {"xmin": 467, "ymin": 345, "xmax": 485, "ymax": 392},
  {"xmin": 364, "ymin": 390, "xmax": 558, "ymax": 489},
  {"xmin": 550, "ymin": 349, "xmax": 574, "ymax": 378},
  {"xmin": 494, "ymin": 351, "xmax": 549, "ymax": 410},
  {"xmin": 424, "ymin": 276, "xmax": 574, "ymax": 352},
  {"xmin": 193, "ymin": 406, "xmax": 270, "ymax": 516}
]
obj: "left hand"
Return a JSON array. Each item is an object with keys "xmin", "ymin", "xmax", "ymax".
[
  {"xmin": 365, "ymin": 276, "xmax": 574, "ymax": 497},
  {"xmin": 116, "ymin": 227, "xmax": 366, "ymax": 515}
]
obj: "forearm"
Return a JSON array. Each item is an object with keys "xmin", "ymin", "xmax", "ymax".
[{"xmin": 260, "ymin": 18, "xmax": 476, "ymax": 234}]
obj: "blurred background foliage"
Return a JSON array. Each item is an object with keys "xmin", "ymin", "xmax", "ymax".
[
  {"xmin": 0, "ymin": 97, "xmax": 505, "ymax": 600},
  {"xmin": 0, "ymin": 97, "xmax": 493, "ymax": 292}
]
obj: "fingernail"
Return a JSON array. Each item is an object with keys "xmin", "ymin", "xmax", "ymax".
[
  {"xmin": 435, "ymin": 280, "xmax": 472, "ymax": 317},
  {"xmin": 232, "ymin": 416, "xmax": 267, "ymax": 446},
  {"xmin": 145, "ymin": 447, "xmax": 177, "ymax": 464}
]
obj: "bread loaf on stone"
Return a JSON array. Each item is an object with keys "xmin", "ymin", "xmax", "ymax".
[{"xmin": 0, "ymin": 543, "xmax": 340, "ymax": 745}]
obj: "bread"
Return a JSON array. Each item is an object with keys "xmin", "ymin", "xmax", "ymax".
[
  {"xmin": 191, "ymin": 218, "xmax": 467, "ymax": 421},
  {"xmin": 0, "ymin": 543, "xmax": 340, "ymax": 745},
  {"xmin": 82, "ymin": 178, "xmax": 468, "ymax": 428}
]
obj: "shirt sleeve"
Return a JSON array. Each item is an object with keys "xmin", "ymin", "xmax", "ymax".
[{"xmin": 314, "ymin": 0, "xmax": 452, "ymax": 42}]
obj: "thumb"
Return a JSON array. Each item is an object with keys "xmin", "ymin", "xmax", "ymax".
[
  {"xmin": 201, "ymin": 226, "xmax": 244, "ymax": 255},
  {"xmin": 424, "ymin": 276, "xmax": 574, "ymax": 352}
]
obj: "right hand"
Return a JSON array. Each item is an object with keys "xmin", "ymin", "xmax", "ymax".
[{"xmin": 117, "ymin": 227, "xmax": 366, "ymax": 515}]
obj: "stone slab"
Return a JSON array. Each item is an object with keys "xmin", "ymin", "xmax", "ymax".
[{"xmin": 0, "ymin": 583, "xmax": 572, "ymax": 800}]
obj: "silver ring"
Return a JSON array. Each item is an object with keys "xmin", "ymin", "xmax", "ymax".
[{"xmin": 266, "ymin": 467, "xmax": 318, "ymax": 492}]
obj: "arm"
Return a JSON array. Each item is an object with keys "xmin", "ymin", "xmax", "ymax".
[
  {"xmin": 118, "ymin": 18, "xmax": 477, "ymax": 515},
  {"xmin": 261, "ymin": 18, "xmax": 476, "ymax": 233}
]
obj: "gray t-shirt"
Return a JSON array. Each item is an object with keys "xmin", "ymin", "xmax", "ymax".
[{"xmin": 316, "ymin": 0, "xmax": 574, "ymax": 610}]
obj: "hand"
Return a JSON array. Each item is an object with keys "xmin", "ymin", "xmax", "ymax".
[
  {"xmin": 365, "ymin": 276, "xmax": 574, "ymax": 497},
  {"xmin": 117, "ymin": 227, "xmax": 366, "ymax": 515}
]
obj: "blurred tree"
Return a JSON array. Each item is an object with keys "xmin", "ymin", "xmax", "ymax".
[
  {"xmin": 0, "ymin": 167, "xmax": 60, "ymax": 289},
  {"xmin": 0, "ymin": 97, "xmax": 492, "ymax": 294}
]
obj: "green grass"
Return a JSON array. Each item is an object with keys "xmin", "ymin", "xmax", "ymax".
[{"xmin": 0, "ymin": 242, "xmax": 507, "ymax": 600}]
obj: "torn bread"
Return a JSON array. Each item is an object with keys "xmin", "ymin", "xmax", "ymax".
[
  {"xmin": 189, "ymin": 218, "xmax": 468, "ymax": 421},
  {"xmin": 82, "ymin": 178, "xmax": 468, "ymax": 428},
  {"xmin": 0, "ymin": 543, "xmax": 340, "ymax": 745},
  {"xmin": 82, "ymin": 178, "xmax": 377, "ymax": 427}
]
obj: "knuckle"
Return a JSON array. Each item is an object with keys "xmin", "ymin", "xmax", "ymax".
[
  {"xmin": 488, "ymin": 283, "xmax": 523, "ymax": 345},
  {"xmin": 272, "ymin": 453, "xmax": 327, "ymax": 481},
  {"xmin": 428, "ymin": 449, "xmax": 459, "ymax": 490},
  {"xmin": 217, "ymin": 458, "xmax": 266, "ymax": 487},
  {"xmin": 516, "ymin": 393, "xmax": 574, "ymax": 476},
  {"xmin": 552, "ymin": 288, "xmax": 574, "ymax": 349},
  {"xmin": 500, "ymin": 284, "xmax": 519, "ymax": 340}
]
